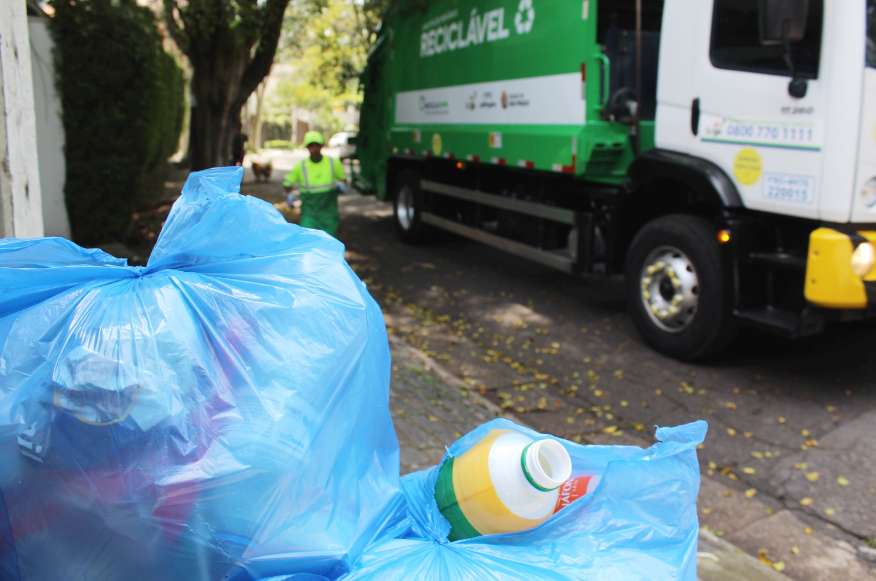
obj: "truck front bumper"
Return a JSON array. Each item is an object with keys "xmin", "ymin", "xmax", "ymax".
[{"xmin": 805, "ymin": 228, "xmax": 876, "ymax": 309}]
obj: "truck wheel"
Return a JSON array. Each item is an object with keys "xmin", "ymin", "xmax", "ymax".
[
  {"xmin": 393, "ymin": 171, "xmax": 429, "ymax": 243},
  {"xmin": 625, "ymin": 214, "xmax": 735, "ymax": 361}
]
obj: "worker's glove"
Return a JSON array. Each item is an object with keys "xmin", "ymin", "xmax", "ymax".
[
  {"xmin": 286, "ymin": 192, "xmax": 297, "ymax": 206},
  {"xmin": 336, "ymin": 181, "xmax": 349, "ymax": 194}
]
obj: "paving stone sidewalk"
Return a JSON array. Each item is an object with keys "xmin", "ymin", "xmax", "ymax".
[{"xmin": 388, "ymin": 335, "xmax": 786, "ymax": 581}]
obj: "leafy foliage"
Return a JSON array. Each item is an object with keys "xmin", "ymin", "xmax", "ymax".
[
  {"xmin": 261, "ymin": 0, "xmax": 392, "ymax": 137},
  {"xmin": 50, "ymin": 0, "xmax": 185, "ymax": 245}
]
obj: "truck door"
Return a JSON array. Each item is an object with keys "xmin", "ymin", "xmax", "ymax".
[{"xmin": 675, "ymin": 0, "xmax": 828, "ymax": 221}]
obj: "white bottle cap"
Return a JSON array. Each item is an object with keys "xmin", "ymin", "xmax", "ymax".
[{"xmin": 522, "ymin": 438, "xmax": 572, "ymax": 491}]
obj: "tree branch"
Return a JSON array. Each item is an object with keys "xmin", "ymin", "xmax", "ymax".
[
  {"xmin": 162, "ymin": 0, "xmax": 190, "ymax": 57},
  {"xmin": 237, "ymin": 0, "xmax": 291, "ymax": 105}
]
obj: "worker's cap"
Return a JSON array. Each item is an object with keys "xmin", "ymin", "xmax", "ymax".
[{"xmin": 303, "ymin": 131, "xmax": 325, "ymax": 146}]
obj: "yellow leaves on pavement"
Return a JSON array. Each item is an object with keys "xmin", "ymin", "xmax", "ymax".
[
  {"xmin": 742, "ymin": 467, "xmax": 756, "ymax": 475},
  {"xmin": 805, "ymin": 471, "xmax": 820, "ymax": 482},
  {"xmin": 777, "ymin": 416, "xmax": 787, "ymax": 424},
  {"xmin": 745, "ymin": 488, "xmax": 757, "ymax": 498},
  {"xmin": 800, "ymin": 497, "xmax": 814, "ymax": 507},
  {"xmin": 757, "ymin": 549, "xmax": 785, "ymax": 572},
  {"xmin": 837, "ymin": 475, "xmax": 850, "ymax": 487},
  {"xmin": 726, "ymin": 427, "xmax": 737, "ymax": 437}
]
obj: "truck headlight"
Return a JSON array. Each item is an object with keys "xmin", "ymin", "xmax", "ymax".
[
  {"xmin": 851, "ymin": 242, "xmax": 875, "ymax": 277},
  {"xmin": 862, "ymin": 177, "xmax": 876, "ymax": 209}
]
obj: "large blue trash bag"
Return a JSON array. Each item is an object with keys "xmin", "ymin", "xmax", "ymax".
[
  {"xmin": 0, "ymin": 167, "xmax": 399, "ymax": 581},
  {"xmin": 340, "ymin": 419, "xmax": 707, "ymax": 581}
]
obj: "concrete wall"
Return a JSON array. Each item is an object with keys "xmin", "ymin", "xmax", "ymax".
[
  {"xmin": 0, "ymin": 0, "xmax": 44, "ymax": 238},
  {"xmin": 29, "ymin": 17, "xmax": 70, "ymax": 238}
]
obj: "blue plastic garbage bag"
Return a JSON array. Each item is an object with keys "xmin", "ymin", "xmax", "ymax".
[
  {"xmin": 0, "ymin": 167, "xmax": 398, "ymax": 581},
  {"xmin": 341, "ymin": 419, "xmax": 706, "ymax": 581}
]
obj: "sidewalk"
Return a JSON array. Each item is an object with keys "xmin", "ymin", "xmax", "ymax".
[{"xmin": 388, "ymin": 335, "xmax": 787, "ymax": 581}]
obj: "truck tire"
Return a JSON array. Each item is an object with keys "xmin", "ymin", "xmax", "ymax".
[
  {"xmin": 393, "ymin": 170, "xmax": 429, "ymax": 244},
  {"xmin": 625, "ymin": 214, "xmax": 735, "ymax": 361}
]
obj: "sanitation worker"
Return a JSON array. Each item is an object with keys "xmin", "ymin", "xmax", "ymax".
[{"xmin": 283, "ymin": 131, "xmax": 347, "ymax": 236}]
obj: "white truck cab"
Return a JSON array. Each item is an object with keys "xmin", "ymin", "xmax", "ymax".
[
  {"xmin": 620, "ymin": 0, "xmax": 876, "ymax": 356},
  {"xmin": 659, "ymin": 0, "xmax": 870, "ymax": 223}
]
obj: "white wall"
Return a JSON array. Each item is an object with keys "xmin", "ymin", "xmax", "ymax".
[
  {"xmin": 29, "ymin": 17, "xmax": 70, "ymax": 238},
  {"xmin": 0, "ymin": 0, "xmax": 44, "ymax": 238}
]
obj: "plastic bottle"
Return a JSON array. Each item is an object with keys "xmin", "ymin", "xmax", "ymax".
[{"xmin": 434, "ymin": 429, "xmax": 573, "ymax": 541}]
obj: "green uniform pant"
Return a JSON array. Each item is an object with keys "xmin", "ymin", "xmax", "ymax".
[{"xmin": 300, "ymin": 189, "xmax": 340, "ymax": 236}]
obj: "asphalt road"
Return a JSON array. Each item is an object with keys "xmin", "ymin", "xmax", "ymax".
[
  {"xmin": 329, "ymin": 190, "xmax": 876, "ymax": 571},
  {"xmin": 238, "ymin": 154, "xmax": 876, "ymax": 577}
]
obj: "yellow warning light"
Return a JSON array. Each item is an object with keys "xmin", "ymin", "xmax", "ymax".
[{"xmin": 717, "ymin": 229, "xmax": 732, "ymax": 245}]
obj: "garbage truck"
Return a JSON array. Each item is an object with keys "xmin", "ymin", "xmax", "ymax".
[{"xmin": 356, "ymin": 0, "xmax": 876, "ymax": 360}]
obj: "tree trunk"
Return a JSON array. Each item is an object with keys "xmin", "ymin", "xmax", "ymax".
[
  {"xmin": 188, "ymin": 58, "xmax": 247, "ymax": 170},
  {"xmin": 251, "ymin": 82, "xmax": 266, "ymax": 150},
  {"xmin": 163, "ymin": 0, "xmax": 290, "ymax": 170}
]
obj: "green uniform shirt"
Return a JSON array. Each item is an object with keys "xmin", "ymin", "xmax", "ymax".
[{"xmin": 283, "ymin": 156, "xmax": 346, "ymax": 235}]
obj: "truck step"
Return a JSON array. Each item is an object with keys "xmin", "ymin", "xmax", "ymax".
[
  {"xmin": 747, "ymin": 252, "xmax": 806, "ymax": 271},
  {"xmin": 733, "ymin": 307, "xmax": 824, "ymax": 337},
  {"xmin": 420, "ymin": 212, "xmax": 576, "ymax": 273}
]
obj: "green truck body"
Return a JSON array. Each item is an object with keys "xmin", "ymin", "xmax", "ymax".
[{"xmin": 358, "ymin": 0, "xmax": 652, "ymax": 199}]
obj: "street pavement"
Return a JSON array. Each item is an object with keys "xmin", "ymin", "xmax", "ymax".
[{"xmin": 239, "ymin": 157, "xmax": 876, "ymax": 580}]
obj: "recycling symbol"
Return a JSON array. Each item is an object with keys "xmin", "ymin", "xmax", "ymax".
[{"xmin": 515, "ymin": 0, "xmax": 535, "ymax": 34}]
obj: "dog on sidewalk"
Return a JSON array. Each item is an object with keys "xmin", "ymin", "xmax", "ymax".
[{"xmin": 251, "ymin": 160, "xmax": 273, "ymax": 183}]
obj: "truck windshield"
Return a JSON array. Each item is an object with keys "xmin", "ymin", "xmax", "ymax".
[{"xmin": 869, "ymin": 0, "xmax": 876, "ymax": 67}]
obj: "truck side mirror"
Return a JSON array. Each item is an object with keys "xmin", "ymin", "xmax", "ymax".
[
  {"xmin": 759, "ymin": 0, "xmax": 810, "ymax": 45},
  {"xmin": 759, "ymin": 0, "xmax": 810, "ymax": 99}
]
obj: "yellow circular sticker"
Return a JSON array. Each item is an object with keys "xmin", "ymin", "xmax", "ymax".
[
  {"xmin": 432, "ymin": 133, "xmax": 443, "ymax": 156},
  {"xmin": 733, "ymin": 147, "xmax": 763, "ymax": 186}
]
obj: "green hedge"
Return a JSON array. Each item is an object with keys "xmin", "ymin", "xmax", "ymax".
[{"xmin": 51, "ymin": 0, "xmax": 184, "ymax": 245}]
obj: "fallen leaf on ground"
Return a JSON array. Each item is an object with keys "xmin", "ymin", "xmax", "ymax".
[
  {"xmin": 800, "ymin": 497, "xmax": 813, "ymax": 506},
  {"xmin": 837, "ymin": 475, "xmax": 850, "ymax": 487},
  {"xmin": 745, "ymin": 488, "xmax": 757, "ymax": 498},
  {"xmin": 742, "ymin": 467, "xmax": 756, "ymax": 475},
  {"xmin": 805, "ymin": 471, "xmax": 820, "ymax": 482}
]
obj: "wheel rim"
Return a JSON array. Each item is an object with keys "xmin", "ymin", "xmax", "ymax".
[
  {"xmin": 397, "ymin": 186, "xmax": 415, "ymax": 231},
  {"xmin": 639, "ymin": 245, "xmax": 700, "ymax": 333}
]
